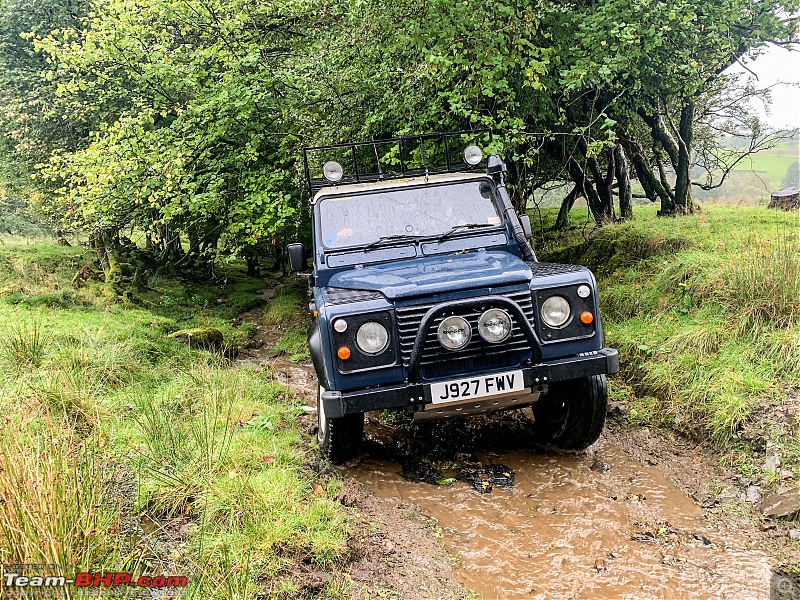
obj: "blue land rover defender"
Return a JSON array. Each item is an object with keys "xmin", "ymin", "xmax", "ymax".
[{"xmin": 288, "ymin": 132, "xmax": 619, "ymax": 462}]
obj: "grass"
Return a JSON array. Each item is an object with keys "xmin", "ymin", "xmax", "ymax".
[
  {"xmin": 265, "ymin": 280, "xmax": 313, "ymax": 363},
  {"xmin": 536, "ymin": 204, "xmax": 800, "ymax": 458},
  {"xmin": 0, "ymin": 240, "xmax": 351, "ymax": 598}
]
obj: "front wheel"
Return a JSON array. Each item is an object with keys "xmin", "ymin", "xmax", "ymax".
[
  {"xmin": 317, "ymin": 386, "xmax": 364, "ymax": 463},
  {"xmin": 531, "ymin": 375, "xmax": 607, "ymax": 450}
]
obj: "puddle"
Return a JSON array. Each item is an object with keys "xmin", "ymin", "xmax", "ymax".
[
  {"xmin": 349, "ymin": 422, "xmax": 772, "ymax": 599},
  {"xmin": 237, "ymin": 296, "xmax": 785, "ymax": 599}
]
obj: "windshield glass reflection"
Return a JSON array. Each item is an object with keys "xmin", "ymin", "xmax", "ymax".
[{"xmin": 318, "ymin": 179, "xmax": 502, "ymax": 249}]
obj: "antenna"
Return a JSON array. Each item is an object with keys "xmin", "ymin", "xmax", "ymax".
[
  {"xmin": 372, "ymin": 139, "xmax": 384, "ymax": 181},
  {"xmin": 419, "ymin": 137, "xmax": 429, "ymax": 178}
]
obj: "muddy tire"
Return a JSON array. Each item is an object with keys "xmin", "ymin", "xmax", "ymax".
[
  {"xmin": 532, "ymin": 375, "xmax": 607, "ymax": 450},
  {"xmin": 317, "ymin": 386, "xmax": 364, "ymax": 463}
]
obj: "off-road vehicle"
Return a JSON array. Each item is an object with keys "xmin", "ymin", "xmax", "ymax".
[{"xmin": 287, "ymin": 132, "xmax": 619, "ymax": 462}]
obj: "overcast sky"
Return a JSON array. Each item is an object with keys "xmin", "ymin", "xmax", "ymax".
[{"xmin": 727, "ymin": 44, "xmax": 800, "ymax": 130}]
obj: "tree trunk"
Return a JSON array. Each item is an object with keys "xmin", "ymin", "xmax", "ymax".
[
  {"xmin": 638, "ymin": 110, "xmax": 680, "ymax": 166},
  {"xmin": 673, "ymin": 100, "xmax": 695, "ymax": 214},
  {"xmin": 622, "ymin": 139, "xmax": 675, "ymax": 215},
  {"xmin": 245, "ymin": 252, "xmax": 259, "ymax": 276},
  {"xmin": 564, "ymin": 157, "xmax": 606, "ymax": 224},
  {"xmin": 552, "ymin": 185, "xmax": 582, "ymax": 231},
  {"xmin": 585, "ymin": 154, "xmax": 616, "ymax": 224},
  {"xmin": 614, "ymin": 143, "xmax": 633, "ymax": 220},
  {"xmin": 93, "ymin": 229, "xmax": 122, "ymax": 284},
  {"xmin": 506, "ymin": 159, "xmax": 530, "ymax": 213}
]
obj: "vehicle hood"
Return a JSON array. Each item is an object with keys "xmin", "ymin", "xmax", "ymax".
[{"xmin": 326, "ymin": 250, "xmax": 532, "ymax": 299}]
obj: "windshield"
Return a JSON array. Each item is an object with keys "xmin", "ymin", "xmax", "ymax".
[{"xmin": 318, "ymin": 179, "xmax": 502, "ymax": 249}]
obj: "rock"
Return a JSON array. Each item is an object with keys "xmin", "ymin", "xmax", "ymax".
[
  {"xmin": 763, "ymin": 453, "xmax": 781, "ymax": 472},
  {"xmin": 607, "ymin": 401, "xmax": 630, "ymax": 417},
  {"xmin": 590, "ymin": 459, "xmax": 611, "ymax": 472},
  {"xmin": 788, "ymin": 529, "xmax": 800, "ymax": 541},
  {"xmin": 744, "ymin": 486, "xmax": 761, "ymax": 504},
  {"xmin": 167, "ymin": 327, "xmax": 224, "ymax": 350},
  {"xmin": 760, "ymin": 492, "xmax": 800, "ymax": 521},
  {"xmin": 71, "ymin": 265, "xmax": 101, "ymax": 288}
]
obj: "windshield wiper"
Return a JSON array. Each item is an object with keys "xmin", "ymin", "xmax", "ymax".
[
  {"xmin": 437, "ymin": 223, "xmax": 497, "ymax": 242},
  {"xmin": 364, "ymin": 234, "xmax": 427, "ymax": 251}
]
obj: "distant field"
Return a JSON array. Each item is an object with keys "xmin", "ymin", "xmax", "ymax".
[
  {"xmin": 529, "ymin": 138, "xmax": 799, "ymax": 210},
  {"xmin": 730, "ymin": 139, "xmax": 799, "ymax": 189}
]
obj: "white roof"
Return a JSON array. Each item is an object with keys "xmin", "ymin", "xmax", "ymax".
[{"xmin": 312, "ymin": 172, "xmax": 490, "ymax": 204}]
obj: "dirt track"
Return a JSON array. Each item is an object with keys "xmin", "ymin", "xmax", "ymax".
[{"xmin": 237, "ymin": 301, "xmax": 800, "ymax": 599}]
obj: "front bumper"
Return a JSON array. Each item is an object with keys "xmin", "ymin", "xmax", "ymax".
[{"xmin": 321, "ymin": 347, "xmax": 619, "ymax": 418}]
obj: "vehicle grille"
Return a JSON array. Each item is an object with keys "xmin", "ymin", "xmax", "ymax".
[{"xmin": 395, "ymin": 289, "xmax": 535, "ymax": 379}]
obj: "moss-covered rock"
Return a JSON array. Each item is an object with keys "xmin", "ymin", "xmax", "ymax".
[
  {"xmin": 71, "ymin": 265, "xmax": 101, "ymax": 289},
  {"xmin": 167, "ymin": 327, "xmax": 224, "ymax": 350}
]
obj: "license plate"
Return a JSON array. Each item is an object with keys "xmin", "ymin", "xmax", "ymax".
[{"xmin": 429, "ymin": 370, "xmax": 525, "ymax": 404}]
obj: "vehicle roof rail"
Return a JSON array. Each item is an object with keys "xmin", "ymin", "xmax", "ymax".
[{"xmin": 303, "ymin": 130, "xmax": 492, "ymax": 195}]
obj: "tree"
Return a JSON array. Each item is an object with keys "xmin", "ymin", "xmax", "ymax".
[
  {"xmin": 31, "ymin": 0, "xmax": 318, "ymax": 279},
  {"xmin": 0, "ymin": 0, "xmax": 92, "ymax": 171},
  {"xmin": 555, "ymin": 0, "xmax": 799, "ymax": 216},
  {"xmin": 782, "ymin": 160, "xmax": 799, "ymax": 188}
]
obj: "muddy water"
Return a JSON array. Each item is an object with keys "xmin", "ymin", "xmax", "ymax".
[
  {"xmin": 234, "ymin": 298, "xmax": 771, "ymax": 599},
  {"xmin": 350, "ymin": 429, "xmax": 771, "ymax": 600}
]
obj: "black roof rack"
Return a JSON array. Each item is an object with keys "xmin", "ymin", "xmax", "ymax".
[{"xmin": 303, "ymin": 130, "xmax": 492, "ymax": 194}]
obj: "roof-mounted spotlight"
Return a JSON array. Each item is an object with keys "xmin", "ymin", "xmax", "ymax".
[
  {"xmin": 463, "ymin": 144, "xmax": 483, "ymax": 166},
  {"xmin": 323, "ymin": 161, "xmax": 344, "ymax": 182}
]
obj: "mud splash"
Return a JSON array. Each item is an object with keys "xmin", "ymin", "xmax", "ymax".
[{"xmin": 350, "ymin": 423, "xmax": 772, "ymax": 599}]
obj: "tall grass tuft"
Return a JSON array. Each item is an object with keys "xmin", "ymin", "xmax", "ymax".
[
  {"xmin": 0, "ymin": 425, "xmax": 117, "ymax": 567},
  {"xmin": 1, "ymin": 321, "xmax": 48, "ymax": 367},
  {"xmin": 719, "ymin": 233, "xmax": 800, "ymax": 334}
]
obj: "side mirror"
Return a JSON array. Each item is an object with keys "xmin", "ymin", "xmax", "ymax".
[
  {"xmin": 287, "ymin": 243, "xmax": 308, "ymax": 272},
  {"xmin": 518, "ymin": 214, "xmax": 532, "ymax": 240}
]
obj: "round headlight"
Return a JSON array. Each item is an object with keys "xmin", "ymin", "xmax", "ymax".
[
  {"xmin": 355, "ymin": 322, "xmax": 389, "ymax": 355},
  {"xmin": 541, "ymin": 295, "xmax": 571, "ymax": 328},
  {"xmin": 333, "ymin": 319, "xmax": 348, "ymax": 333},
  {"xmin": 437, "ymin": 316, "xmax": 472, "ymax": 350},
  {"xmin": 463, "ymin": 145, "xmax": 483, "ymax": 166},
  {"xmin": 478, "ymin": 309, "xmax": 512, "ymax": 343},
  {"xmin": 323, "ymin": 161, "xmax": 343, "ymax": 182},
  {"xmin": 577, "ymin": 284, "xmax": 591, "ymax": 299}
]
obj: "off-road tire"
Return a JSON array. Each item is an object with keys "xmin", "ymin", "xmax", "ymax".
[
  {"xmin": 532, "ymin": 374, "xmax": 607, "ymax": 450},
  {"xmin": 317, "ymin": 386, "xmax": 364, "ymax": 463}
]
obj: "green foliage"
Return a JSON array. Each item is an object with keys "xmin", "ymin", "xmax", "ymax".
[
  {"xmin": 274, "ymin": 326, "xmax": 310, "ymax": 362},
  {"xmin": 0, "ymin": 243, "xmax": 351, "ymax": 596},
  {"xmin": 2, "ymin": 0, "xmax": 797, "ymax": 249},
  {"xmin": 264, "ymin": 280, "xmax": 307, "ymax": 325},
  {"xmin": 27, "ymin": 0, "xmax": 317, "ymax": 263}
]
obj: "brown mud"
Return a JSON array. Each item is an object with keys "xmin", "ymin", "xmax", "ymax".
[
  {"xmin": 237, "ymin": 291, "xmax": 799, "ymax": 599},
  {"xmin": 353, "ymin": 420, "xmax": 774, "ymax": 599}
]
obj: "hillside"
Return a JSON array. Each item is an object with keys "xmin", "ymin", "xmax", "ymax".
[{"xmin": 538, "ymin": 204, "xmax": 800, "ymax": 475}]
